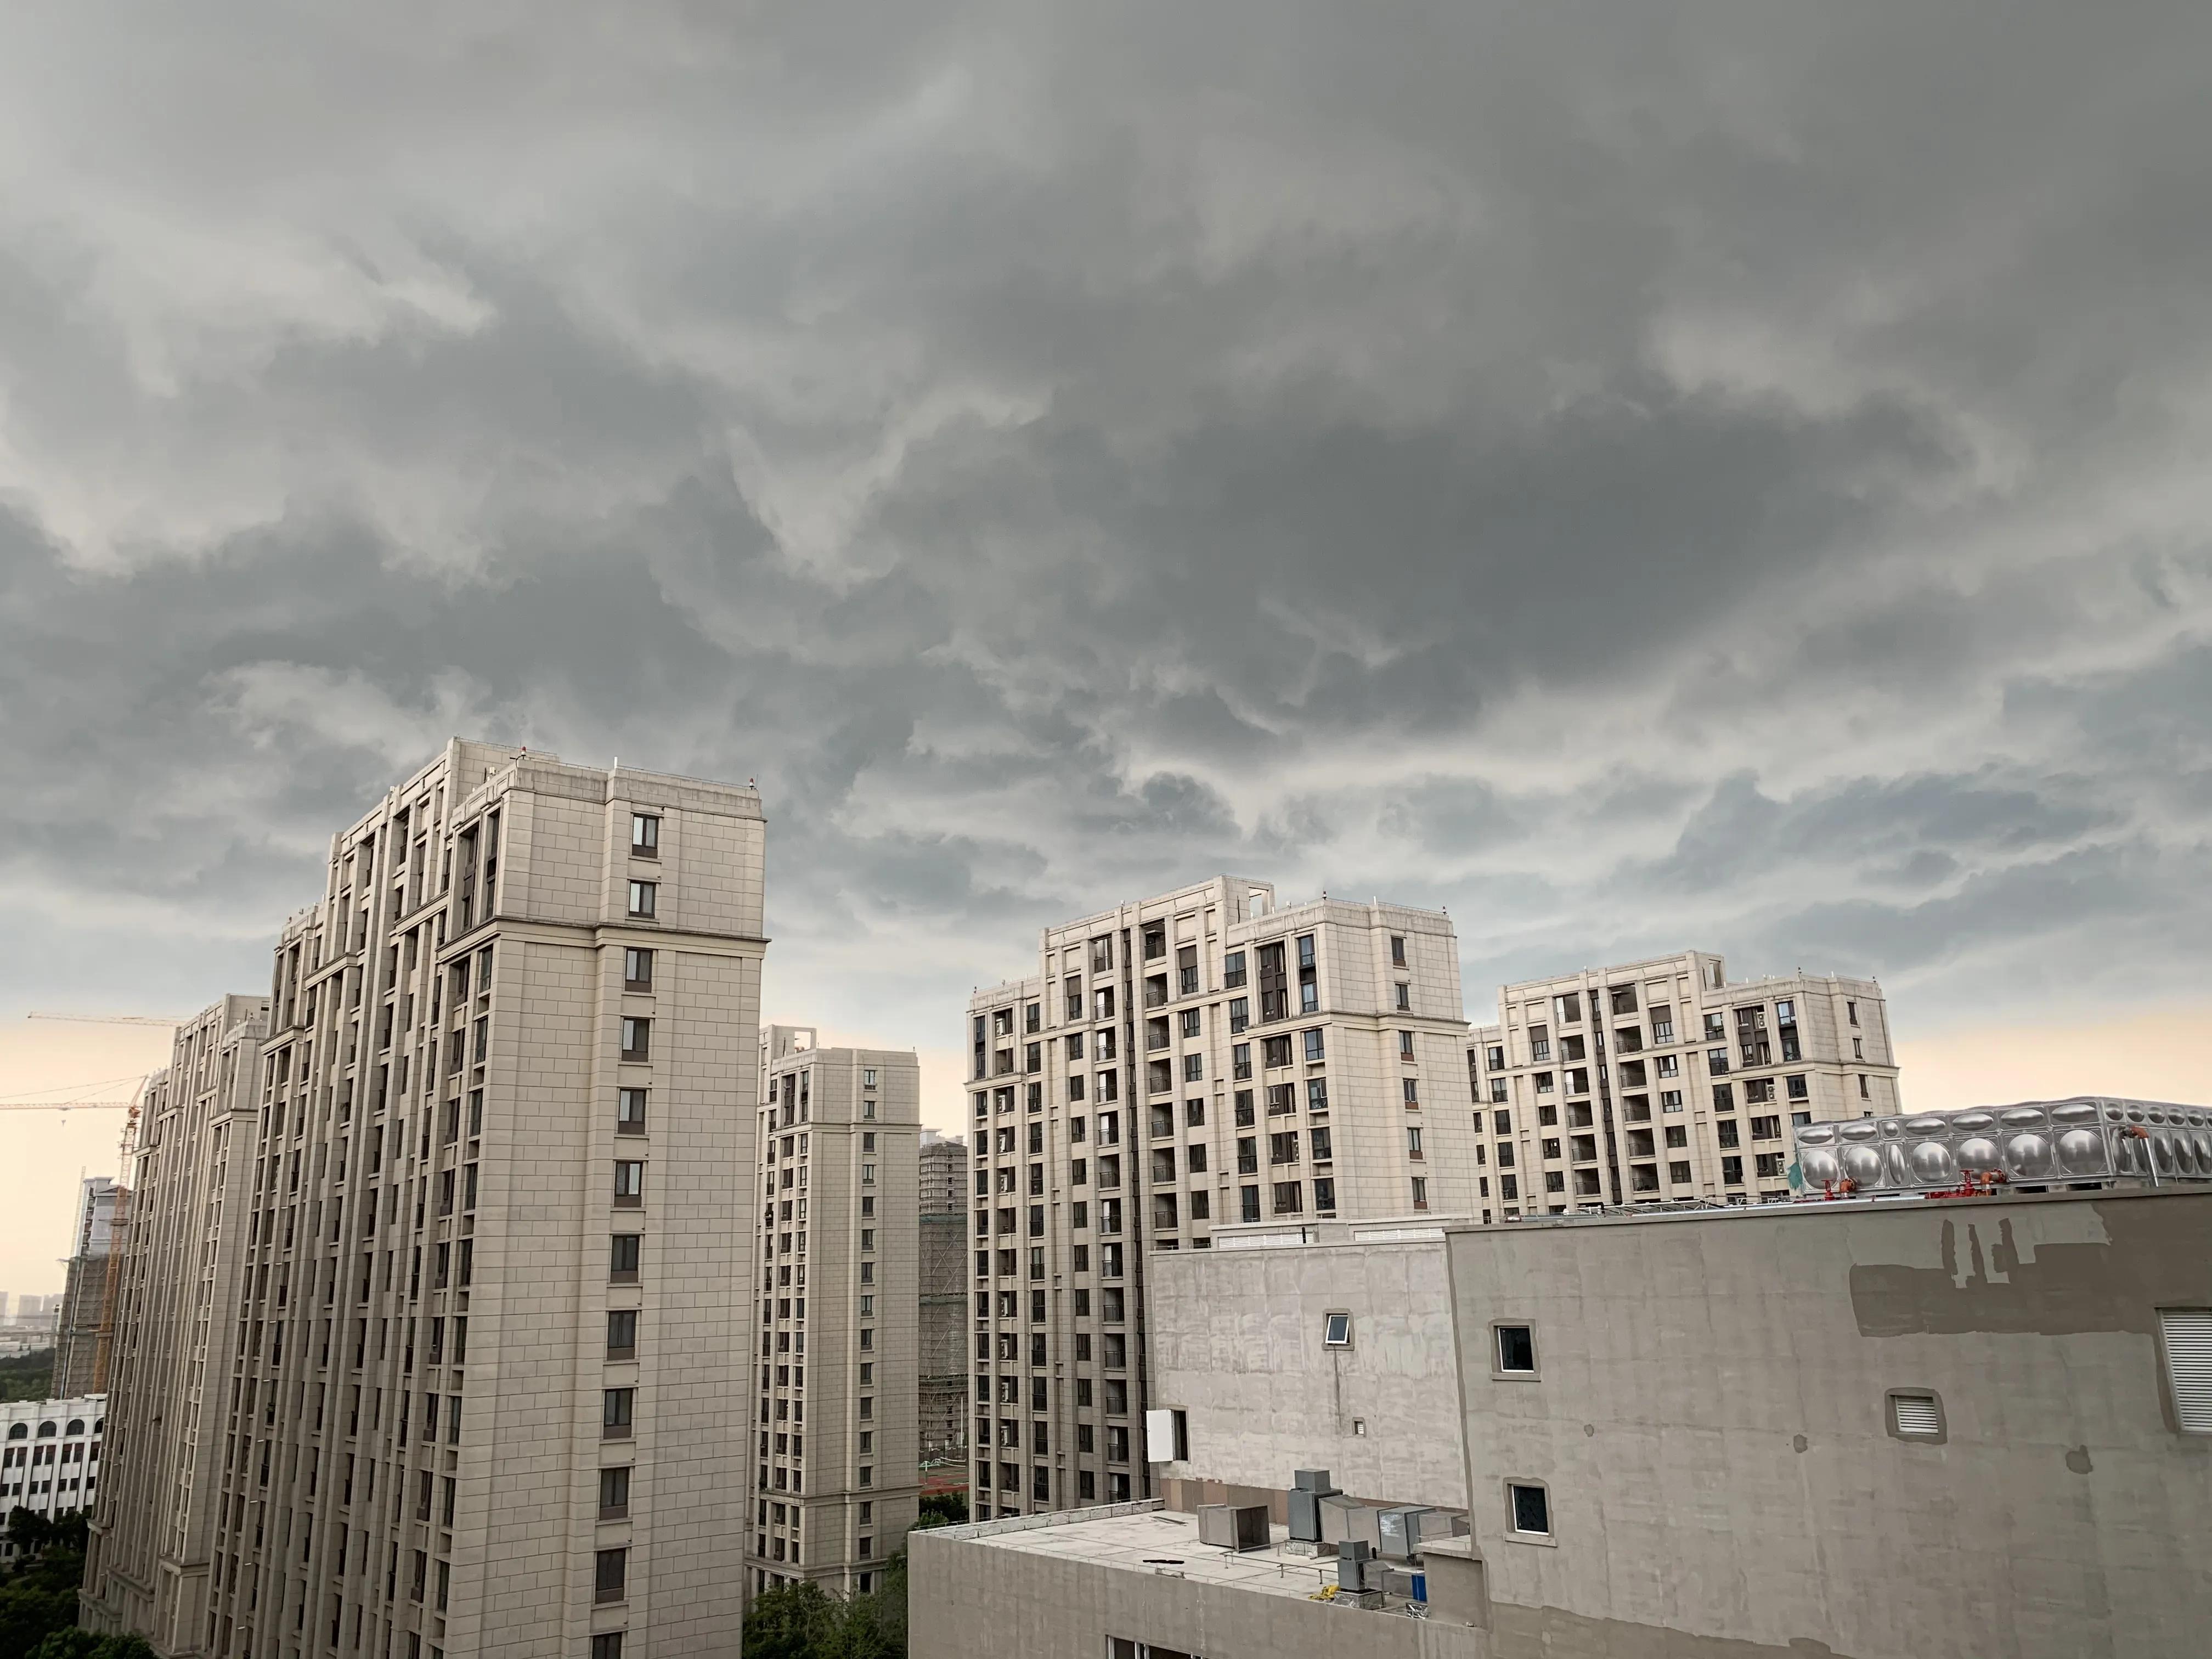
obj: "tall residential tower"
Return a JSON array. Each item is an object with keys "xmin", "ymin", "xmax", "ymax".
[
  {"xmin": 749, "ymin": 1028, "xmax": 921, "ymax": 1599},
  {"xmin": 84, "ymin": 741, "xmax": 767, "ymax": 1659},
  {"xmin": 962, "ymin": 878, "xmax": 1472, "ymax": 1520}
]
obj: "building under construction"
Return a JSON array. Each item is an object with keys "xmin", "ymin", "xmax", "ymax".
[{"xmin": 50, "ymin": 1175, "xmax": 127, "ymax": 1396}]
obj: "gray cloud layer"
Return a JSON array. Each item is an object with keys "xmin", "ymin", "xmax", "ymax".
[{"xmin": 3, "ymin": 1, "xmax": 2209, "ymax": 1049}]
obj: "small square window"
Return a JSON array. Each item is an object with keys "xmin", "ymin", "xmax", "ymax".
[
  {"xmin": 1323, "ymin": 1312, "xmax": 1352, "ymax": 1348},
  {"xmin": 1508, "ymin": 1481, "xmax": 1550, "ymax": 1538},
  {"xmin": 1495, "ymin": 1324, "xmax": 1537, "ymax": 1375}
]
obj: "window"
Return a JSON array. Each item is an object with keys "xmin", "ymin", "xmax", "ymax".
[
  {"xmin": 599, "ymin": 1466, "xmax": 631, "ymax": 1519},
  {"xmin": 617, "ymin": 1087, "xmax": 647, "ymax": 1135},
  {"xmin": 1302, "ymin": 1029, "xmax": 1325, "ymax": 1063},
  {"xmin": 607, "ymin": 1310, "xmax": 637, "ymax": 1358},
  {"xmin": 592, "ymin": 1636, "xmax": 625, "ymax": 1659},
  {"xmin": 1223, "ymin": 950, "xmax": 1246, "ymax": 988},
  {"xmin": 1508, "ymin": 1482, "xmax": 1551, "ymax": 1539},
  {"xmin": 614, "ymin": 1161, "xmax": 645, "ymax": 1206},
  {"xmin": 623, "ymin": 947, "xmax": 653, "ymax": 991},
  {"xmin": 620, "ymin": 1018, "xmax": 651, "ymax": 1062},
  {"xmin": 1496, "ymin": 1324, "xmax": 1536, "ymax": 1374},
  {"xmin": 2159, "ymin": 1310, "xmax": 2212, "ymax": 1432},
  {"xmin": 602, "ymin": 1389, "xmax": 635, "ymax": 1441},
  {"xmin": 627, "ymin": 880, "xmax": 657, "ymax": 919},
  {"xmin": 631, "ymin": 814, "xmax": 660, "ymax": 857},
  {"xmin": 594, "ymin": 1546, "xmax": 628, "ymax": 1603},
  {"xmin": 1272, "ymin": 1181, "xmax": 1303, "ymax": 1215},
  {"xmin": 1786, "ymin": 1074, "xmax": 1809, "ymax": 1101},
  {"xmin": 1394, "ymin": 983, "xmax": 1412, "ymax": 1011},
  {"xmin": 1262, "ymin": 1035, "xmax": 1292, "ymax": 1068},
  {"xmin": 611, "ymin": 1234, "xmax": 641, "ymax": 1283},
  {"xmin": 1409, "ymin": 1176, "xmax": 1429, "ymax": 1210},
  {"xmin": 1859, "ymin": 1074, "xmax": 1872, "ymax": 1100},
  {"xmin": 1888, "ymin": 1392, "xmax": 1945, "ymax": 1441},
  {"xmin": 1406, "ymin": 1126, "xmax": 1424, "ymax": 1159},
  {"xmin": 1323, "ymin": 1312, "xmax": 1352, "ymax": 1347}
]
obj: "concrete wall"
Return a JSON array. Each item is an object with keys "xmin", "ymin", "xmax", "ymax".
[
  {"xmin": 1444, "ymin": 1189, "xmax": 2212, "ymax": 1659},
  {"xmin": 1147, "ymin": 1235, "xmax": 1467, "ymax": 1514}
]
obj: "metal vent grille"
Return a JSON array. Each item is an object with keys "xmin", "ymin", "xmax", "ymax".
[
  {"xmin": 2161, "ymin": 1311, "xmax": 2212, "ymax": 1432},
  {"xmin": 1893, "ymin": 1393, "xmax": 1943, "ymax": 1437}
]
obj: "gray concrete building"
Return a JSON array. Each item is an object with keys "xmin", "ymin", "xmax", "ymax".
[
  {"xmin": 80, "ymin": 996, "xmax": 268, "ymax": 1649},
  {"xmin": 53, "ymin": 1175, "xmax": 129, "ymax": 1396},
  {"xmin": 914, "ymin": 1182, "xmax": 2212, "ymax": 1659},
  {"xmin": 918, "ymin": 1134, "xmax": 968, "ymax": 1462},
  {"xmin": 963, "ymin": 878, "xmax": 1472, "ymax": 1520},
  {"xmin": 1465, "ymin": 952, "xmax": 1900, "ymax": 1217},
  {"xmin": 82, "ymin": 740, "xmax": 768, "ymax": 1659},
  {"xmin": 749, "ymin": 1026, "xmax": 922, "ymax": 1600}
]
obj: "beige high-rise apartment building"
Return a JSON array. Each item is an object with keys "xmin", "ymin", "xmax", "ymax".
[
  {"xmin": 1464, "ymin": 952, "xmax": 1900, "ymax": 1217},
  {"xmin": 962, "ymin": 877, "xmax": 1472, "ymax": 1520},
  {"xmin": 749, "ymin": 1028, "xmax": 921, "ymax": 1599},
  {"xmin": 83, "ymin": 740, "xmax": 766, "ymax": 1659},
  {"xmin": 916, "ymin": 1135, "xmax": 968, "ymax": 1462},
  {"xmin": 82, "ymin": 995, "xmax": 269, "ymax": 1646}
]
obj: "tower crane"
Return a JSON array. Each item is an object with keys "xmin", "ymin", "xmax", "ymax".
[{"xmin": 15, "ymin": 1012, "xmax": 185, "ymax": 1166}]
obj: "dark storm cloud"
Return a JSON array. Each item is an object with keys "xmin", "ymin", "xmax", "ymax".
[{"xmin": 2, "ymin": 0, "xmax": 2209, "ymax": 1047}]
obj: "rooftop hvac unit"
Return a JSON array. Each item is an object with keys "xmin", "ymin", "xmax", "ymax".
[
  {"xmin": 1792, "ymin": 1099, "xmax": 2212, "ymax": 1195},
  {"xmin": 1197, "ymin": 1503, "xmax": 1271, "ymax": 1553},
  {"xmin": 1288, "ymin": 1471, "xmax": 1341, "ymax": 1542},
  {"xmin": 1375, "ymin": 1505, "xmax": 1437, "ymax": 1561},
  {"xmin": 1319, "ymin": 1493, "xmax": 1381, "ymax": 1553}
]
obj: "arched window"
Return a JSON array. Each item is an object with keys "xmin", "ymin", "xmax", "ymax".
[
  {"xmin": 37, "ymin": 1422, "xmax": 57, "ymax": 1438},
  {"xmin": 93, "ymin": 1420, "xmax": 104, "ymax": 1437},
  {"xmin": 66, "ymin": 1419, "xmax": 85, "ymax": 1436},
  {"xmin": 4, "ymin": 1424, "xmax": 24, "ymax": 1440}
]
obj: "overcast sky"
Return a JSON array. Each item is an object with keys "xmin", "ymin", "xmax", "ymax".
[{"xmin": 5, "ymin": 3, "xmax": 2211, "ymax": 1279}]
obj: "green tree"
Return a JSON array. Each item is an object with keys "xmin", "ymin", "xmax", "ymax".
[
  {"xmin": 740, "ymin": 1556, "xmax": 909, "ymax": 1659},
  {"xmin": 25, "ymin": 1632, "xmax": 157, "ymax": 1659},
  {"xmin": 741, "ymin": 1579, "xmax": 836, "ymax": 1659},
  {"xmin": 0, "ymin": 1509, "xmax": 89, "ymax": 1659},
  {"xmin": 913, "ymin": 1491, "xmax": 967, "ymax": 1530}
]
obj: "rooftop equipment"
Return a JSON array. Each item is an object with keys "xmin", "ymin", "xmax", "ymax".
[{"xmin": 1793, "ymin": 1099, "xmax": 2212, "ymax": 1196}]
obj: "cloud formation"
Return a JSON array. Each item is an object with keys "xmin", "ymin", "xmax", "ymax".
[{"xmin": 3, "ymin": 0, "xmax": 2209, "ymax": 1064}]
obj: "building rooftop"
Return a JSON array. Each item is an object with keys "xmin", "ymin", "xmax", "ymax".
[{"xmin": 939, "ymin": 1502, "xmax": 1378, "ymax": 1607}]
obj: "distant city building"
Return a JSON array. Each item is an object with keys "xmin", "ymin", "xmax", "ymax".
[
  {"xmin": 82, "ymin": 741, "xmax": 768, "ymax": 1659},
  {"xmin": 749, "ymin": 1026, "xmax": 922, "ymax": 1600},
  {"xmin": 1, "ymin": 1395, "xmax": 106, "ymax": 1558},
  {"xmin": 913, "ymin": 1182, "xmax": 2212, "ymax": 1659},
  {"xmin": 52, "ymin": 1175, "xmax": 128, "ymax": 1395},
  {"xmin": 917, "ymin": 1133, "xmax": 968, "ymax": 1461},
  {"xmin": 1465, "ymin": 951, "xmax": 1900, "ymax": 1216}
]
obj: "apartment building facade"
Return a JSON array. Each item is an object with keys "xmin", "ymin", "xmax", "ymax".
[
  {"xmin": 1464, "ymin": 952, "xmax": 1900, "ymax": 1218},
  {"xmin": 962, "ymin": 878, "xmax": 1472, "ymax": 1521},
  {"xmin": 53, "ymin": 1175, "xmax": 129, "ymax": 1396},
  {"xmin": 81, "ymin": 995, "xmax": 269, "ymax": 1647},
  {"xmin": 917, "ymin": 1135, "xmax": 968, "ymax": 1462},
  {"xmin": 2, "ymin": 1395, "xmax": 106, "ymax": 1554},
  {"xmin": 82, "ymin": 740, "xmax": 767, "ymax": 1659},
  {"xmin": 749, "ymin": 1028, "xmax": 921, "ymax": 1600}
]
